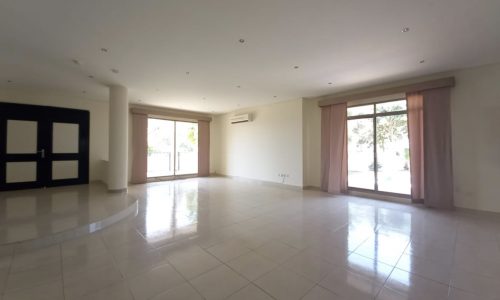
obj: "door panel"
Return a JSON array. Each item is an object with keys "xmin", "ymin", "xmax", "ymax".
[
  {"xmin": 175, "ymin": 121, "xmax": 198, "ymax": 176},
  {"xmin": 52, "ymin": 123, "xmax": 79, "ymax": 153},
  {"xmin": 6, "ymin": 162, "xmax": 37, "ymax": 183},
  {"xmin": 147, "ymin": 118, "xmax": 175, "ymax": 178},
  {"xmin": 52, "ymin": 160, "xmax": 79, "ymax": 180},
  {"xmin": 7, "ymin": 120, "xmax": 38, "ymax": 154},
  {"xmin": 0, "ymin": 102, "xmax": 89, "ymax": 191}
]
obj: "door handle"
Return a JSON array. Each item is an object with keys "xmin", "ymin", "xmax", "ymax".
[{"xmin": 38, "ymin": 149, "xmax": 45, "ymax": 158}]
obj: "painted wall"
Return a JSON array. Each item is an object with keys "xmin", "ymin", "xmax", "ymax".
[
  {"xmin": 0, "ymin": 89, "xmax": 109, "ymax": 182},
  {"xmin": 302, "ymin": 98, "xmax": 321, "ymax": 187},
  {"xmin": 451, "ymin": 63, "xmax": 500, "ymax": 212},
  {"xmin": 214, "ymin": 99, "xmax": 303, "ymax": 187},
  {"xmin": 302, "ymin": 62, "xmax": 500, "ymax": 212}
]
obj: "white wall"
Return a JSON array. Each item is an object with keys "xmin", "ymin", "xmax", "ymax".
[
  {"xmin": 302, "ymin": 98, "xmax": 321, "ymax": 187},
  {"xmin": 0, "ymin": 89, "xmax": 109, "ymax": 182},
  {"xmin": 302, "ymin": 62, "xmax": 500, "ymax": 212},
  {"xmin": 214, "ymin": 99, "xmax": 303, "ymax": 187},
  {"xmin": 451, "ymin": 63, "xmax": 500, "ymax": 212}
]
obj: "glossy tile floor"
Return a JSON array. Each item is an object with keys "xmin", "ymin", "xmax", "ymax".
[
  {"xmin": 0, "ymin": 184, "xmax": 137, "ymax": 244},
  {"xmin": 1, "ymin": 177, "xmax": 500, "ymax": 299}
]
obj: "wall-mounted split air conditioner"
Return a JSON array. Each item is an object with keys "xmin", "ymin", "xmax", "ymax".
[{"xmin": 230, "ymin": 113, "xmax": 252, "ymax": 124}]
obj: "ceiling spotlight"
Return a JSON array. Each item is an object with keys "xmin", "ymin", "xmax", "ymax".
[
  {"xmin": 101, "ymin": 48, "xmax": 108, "ymax": 52},
  {"xmin": 402, "ymin": 27, "xmax": 410, "ymax": 33},
  {"xmin": 419, "ymin": 59, "xmax": 425, "ymax": 64},
  {"xmin": 294, "ymin": 66, "xmax": 299, "ymax": 69},
  {"xmin": 239, "ymin": 38, "xmax": 245, "ymax": 43},
  {"xmin": 72, "ymin": 59, "xmax": 81, "ymax": 65},
  {"xmin": 111, "ymin": 68, "xmax": 119, "ymax": 74}
]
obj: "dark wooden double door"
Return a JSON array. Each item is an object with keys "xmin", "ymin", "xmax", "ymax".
[{"xmin": 0, "ymin": 102, "xmax": 89, "ymax": 191}]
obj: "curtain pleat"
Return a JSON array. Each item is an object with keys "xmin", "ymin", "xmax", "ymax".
[
  {"xmin": 321, "ymin": 103, "xmax": 348, "ymax": 193},
  {"xmin": 198, "ymin": 120, "xmax": 210, "ymax": 176},
  {"xmin": 407, "ymin": 93, "xmax": 425, "ymax": 202},
  {"xmin": 423, "ymin": 88, "xmax": 454, "ymax": 209},
  {"xmin": 130, "ymin": 113, "xmax": 148, "ymax": 184}
]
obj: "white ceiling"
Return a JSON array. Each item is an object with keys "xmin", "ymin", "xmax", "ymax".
[{"xmin": 1, "ymin": 0, "xmax": 500, "ymax": 113}]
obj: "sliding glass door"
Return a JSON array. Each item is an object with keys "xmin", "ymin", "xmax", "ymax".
[
  {"xmin": 347, "ymin": 100, "xmax": 411, "ymax": 195},
  {"xmin": 147, "ymin": 118, "xmax": 198, "ymax": 179}
]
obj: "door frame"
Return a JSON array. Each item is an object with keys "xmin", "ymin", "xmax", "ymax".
[
  {"xmin": 146, "ymin": 117, "xmax": 199, "ymax": 181},
  {"xmin": 0, "ymin": 102, "xmax": 89, "ymax": 191}
]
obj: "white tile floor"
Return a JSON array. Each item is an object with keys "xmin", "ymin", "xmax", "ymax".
[{"xmin": 0, "ymin": 177, "xmax": 500, "ymax": 299}]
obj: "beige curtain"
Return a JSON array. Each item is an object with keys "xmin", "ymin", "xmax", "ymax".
[
  {"xmin": 198, "ymin": 120, "xmax": 210, "ymax": 176},
  {"xmin": 407, "ymin": 93, "xmax": 425, "ymax": 202},
  {"xmin": 321, "ymin": 103, "xmax": 348, "ymax": 193},
  {"xmin": 423, "ymin": 88, "xmax": 454, "ymax": 209},
  {"xmin": 130, "ymin": 113, "xmax": 148, "ymax": 184}
]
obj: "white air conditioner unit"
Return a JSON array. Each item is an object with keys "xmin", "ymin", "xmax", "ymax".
[{"xmin": 230, "ymin": 113, "xmax": 252, "ymax": 124}]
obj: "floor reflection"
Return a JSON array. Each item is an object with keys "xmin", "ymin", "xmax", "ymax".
[
  {"xmin": 140, "ymin": 180, "xmax": 199, "ymax": 245},
  {"xmin": 347, "ymin": 202, "xmax": 412, "ymax": 282},
  {"xmin": 0, "ymin": 183, "xmax": 136, "ymax": 244}
]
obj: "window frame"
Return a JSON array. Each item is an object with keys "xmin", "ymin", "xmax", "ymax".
[{"xmin": 346, "ymin": 99, "xmax": 411, "ymax": 198}]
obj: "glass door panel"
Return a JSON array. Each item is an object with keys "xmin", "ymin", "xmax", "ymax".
[
  {"xmin": 175, "ymin": 122, "xmax": 198, "ymax": 175},
  {"xmin": 376, "ymin": 115, "xmax": 411, "ymax": 194},
  {"xmin": 347, "ymin": 118, "xmax": 375, "ymax": 190},
  {"xmin": 147, "ymin": 119, "xmax": 175, "ymax": 178}
]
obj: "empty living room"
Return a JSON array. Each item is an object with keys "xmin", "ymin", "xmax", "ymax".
[{"xmin": 0, "ymin": 0, "xmax": 500, "ymax": 299}]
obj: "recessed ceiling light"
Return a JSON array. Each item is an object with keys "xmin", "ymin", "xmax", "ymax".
[
  {"xmin": 111, "ymin": 68, "xmax": 119, "ymax": 74},
  {"xmin": 72, "ymin": 59, "xmax": 81, "ymax": 65},
  {"xmin": 419, "ymin": 59, "xmax": 425, "ymax": 64},
  {"xmin": 402, "ymin": 27, "xmax": 410, "ymax": 33},
  {"xmin": 239, "ymin": 38, "xmax": 245, "ymax": 43},
  {"xmin": 101, "ymin": 48, "xmax": 108, "ymax": 52},
  {"xmin": 294, "ymin": 66, "xmax": 299, "ymax": 69}
]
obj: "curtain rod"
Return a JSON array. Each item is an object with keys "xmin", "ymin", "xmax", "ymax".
[
  {"xmin": 316, "ymin": 77, "xmax": 455, "ymax": 107},
  {"xmin": 130, "ymin": 104, "xmax": 212, "ymax": 122}
]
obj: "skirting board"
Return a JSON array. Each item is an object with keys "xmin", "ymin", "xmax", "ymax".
[{"xmin": 211, "ymin": 173, "xmax": 303, "ymax": 190}]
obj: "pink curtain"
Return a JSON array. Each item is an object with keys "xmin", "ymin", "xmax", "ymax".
[
  {"xmin": 198, "ymin": 120, "xmax": 210, "ymax": 176},
  {"xmin": 422, "ymin": 88, "xmax": 454, "ymax": 209},
  {"xmin": 130, "ymin": 113, "xmax": 148, "ymax": 184},
  {"xmin": 321, "ymin": 103, "xmax": 348, "ymax": 194},
  {"xmin": 407, "ymin": 93, "xmax": 424, "ymax": 202}
]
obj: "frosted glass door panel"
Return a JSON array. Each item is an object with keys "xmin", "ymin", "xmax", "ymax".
[
  {"xmin": 6, "ymin": 162, "xmax": 37, "ymax": 183},
  {"xmin": 53, "ymin": 123, "xmax": 79, "ymax": 153},
  {"xmin": 7, "ymin": 120, "xmax": 37, "ymax": 154},
  {"xmin": 52, "ymin": 160, "xmax": 79, "ymax": 180}
]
